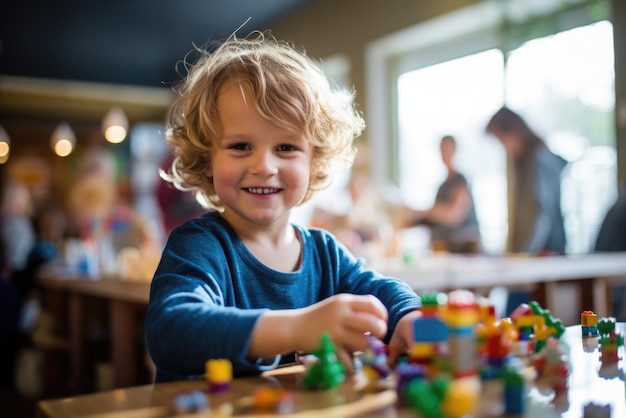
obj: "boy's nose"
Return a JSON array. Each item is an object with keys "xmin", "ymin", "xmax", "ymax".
[{"xmin": 250, "ymin": 150, "xmax": 278, "ymax": 175}]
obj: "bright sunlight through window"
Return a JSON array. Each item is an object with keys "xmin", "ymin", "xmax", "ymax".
[
  {"xmin": 397, "ymin": 20, "xmax": 615, "ymax": 255},
  {"xmin": 397, "ymin": 49, "xmax": 506, "ymax": 254}
]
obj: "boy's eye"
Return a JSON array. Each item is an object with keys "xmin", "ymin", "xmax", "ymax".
[
  {"xmin": 229, "ymin": 143, "xmax": 250, "ymax": 151},
  {"xmin": 277, "ymin": 144, "xmax": 297, "ymax": 152}
]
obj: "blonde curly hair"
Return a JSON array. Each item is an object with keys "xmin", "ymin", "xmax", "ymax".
[{"xmin": 161, "ymin": 31, "xmax": 365, "ymax": 210}]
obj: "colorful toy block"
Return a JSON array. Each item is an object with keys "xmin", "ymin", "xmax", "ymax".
[
  {"xmin": 205, "ymin": 358, "xmax": 232, "ymax": 393},
  {"xmin": 581, "ymin": 311, "xmax": 599, "ymax": 337}
]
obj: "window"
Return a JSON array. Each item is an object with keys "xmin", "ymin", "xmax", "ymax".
[
  {"xmin": 367, "ymin": 1, "xmax": 615, "ymax": 255},
  {"xmin": 397, "ymin": 49, "xmax": 506, "ymax": 253}
]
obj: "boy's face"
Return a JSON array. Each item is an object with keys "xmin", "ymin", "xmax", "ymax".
[{"xmin": 209, "ymin": 81, "xmax": 314, "ymax": 227}]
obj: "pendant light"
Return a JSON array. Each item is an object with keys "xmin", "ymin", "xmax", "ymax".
[
  {"xmin": 0, "ymin": 125, "xmax": 10, "ymax": 164},
  {"xmin": 51, "ymin": 122, "xmax": 76, "ymax": 157},
  {"xmin": 102, "ymin": 106, "xmax": 128, "ymax": 144}
]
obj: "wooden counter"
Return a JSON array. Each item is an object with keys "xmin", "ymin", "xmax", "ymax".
[
  {"xmin": 38, "ymin": 266, "xmax": 151, "ymax": 392},
  {"xmin": 376, "ymin": 252, "xmax": 626, "ymax": 318},
  {"xmin": 38, "ymin": 266, "xmax": 151, "ymax": 304},
  {"xmin": 37, "ymin": 324, "xmax": 625, "ymax": 418}
]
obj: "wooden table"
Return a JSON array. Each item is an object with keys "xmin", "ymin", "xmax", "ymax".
[
  {"xmin": 375, "ymin": 252, "xmax": 626, "ymax": 319},
  {"xmin": 37, "ymin": 324, "xmax": 625, "ymax": 418},
  {"xmin": 38, "ymin": 266, "xmax": 151, "ymax": 392},
  {"xmin": 38, "ymin": 252, "xmax": 626, "ymax": 394}
]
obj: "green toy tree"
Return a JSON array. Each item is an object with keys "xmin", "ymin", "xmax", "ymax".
[{"xmin": 303, "ymin": 333, "xmax": 345, "ymax": 390}]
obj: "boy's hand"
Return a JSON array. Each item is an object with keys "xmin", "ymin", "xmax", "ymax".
[
  {"xmin": 298, "ymin": 294, "xmax": 388, "ymax": 370},
  {"xmin": 386, "ymin": 309, "xmax": 422, "ymax": 367}
]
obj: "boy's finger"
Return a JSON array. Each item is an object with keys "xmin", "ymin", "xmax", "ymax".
[
  {"xmin": 336, "ymin": 347, "xmax": 355, "ymax": 374},
  {"xmin": 348, "ymin": 294, "xmax": 388, "ymax": 321},
  {"xmin": 345, "ymin": 314, "xmax": 387, "ymax": 339},
  {"xmin": 386, "ymin": 341, "xmax": 402, "ymax": 367}
]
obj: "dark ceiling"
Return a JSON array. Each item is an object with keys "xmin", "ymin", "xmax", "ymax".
[{"xmin": 0, "ymin": 0, "xmax": 314, "ymax": 88}]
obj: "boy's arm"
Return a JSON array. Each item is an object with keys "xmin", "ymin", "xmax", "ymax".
[
  {"xmin": 308, "ymin": 228, "xmax": 421, "ymax": 345},
  {"xmin": 247, "ymin": 294, "xmax": 388, "ymax": 370}
]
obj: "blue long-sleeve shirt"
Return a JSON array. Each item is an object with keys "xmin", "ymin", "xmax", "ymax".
[{"xmin": 145, "ymin": 211, "xmax": 421, "ymax": 382}]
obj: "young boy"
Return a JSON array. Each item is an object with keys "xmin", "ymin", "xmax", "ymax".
[{"xmin": 145, "ymin": 32, "xmax": 422, "ymax": 382}]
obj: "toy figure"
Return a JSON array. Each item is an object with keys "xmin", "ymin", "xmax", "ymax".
[
  {"xmin": 476, "ymin": 309, "xmax": 516, "ymax": 379},
  {"xmin": 510, "ymin": 301, "xmax": 565, "ymax": 354},
  {"xmin": 395, "ymin": 362, "xmax": 426, "ymax": 401},
  {"xmin": 360, "ymin": 334, "xmax": 391, "ymax": 380},
  {"xmin": 598, "ymin": 317, "xmax": 624, "ymax": 365},
  {"xmin": 405, "ymin": 374, "xmax": 478, "ymax": 418},
  {"xmin": 253, "ymin": 386, "xmax": 294, "ymax": 414},
  {"xmin": 206, "ymin": 359, "xmax": 232, "ymax": 392},
  {"xmin": 405, "ymin": 376, "xmax": 449, "ymax": 418},
  {"xmin": 532, "ymin": 338, "xmax": 569, "ymax": 397},
  {"xmin": 173, "ymin": 390, "xmax": 209, "ymax": 414},
  {"xmin": 303, "ymin": 333, "xmax": 345, "ymax": 390},
  {"xmin": 581, "ymin": 310, "xmax": 599, "ymax": 337},
  {"xmin": 444, "ymin": 289, "xmax": 479, "ymax": 378},
  {"xmin": 502, "ymin": 359, "xmax": 525, "ymax": 415}
]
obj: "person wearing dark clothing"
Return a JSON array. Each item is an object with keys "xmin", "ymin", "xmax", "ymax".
[
  {"xmin": 427, "ymin": 170, "xmax": 480, "ymax": 253},
  {"xmin": 0, "ymin": 238, "xmax": 21, "ymax": 391},
  {"xmin": 486, "ymin": 107, "xmax": 567, "ymax": 315},
  {"xmin": 486, "ymin": 107, "xmax": 567, "ymax": 255},
  {"xmin": 595, "ymin": 184, "xmax": 626, "ymax": 252},
  {"xmin": 594, "ymin": 182, "xmax": 626, "ymax": 320},
  {"xmin": 400, "ymin": 135, "xmax": 481, "ymax": 254},
  {"xmin": 0, "ymin": 182, "xmax": 35, "ymax": 391}
]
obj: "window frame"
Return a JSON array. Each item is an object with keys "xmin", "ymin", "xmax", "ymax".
[{"xmin": 365, "ymin": 0, "xmax": 611, "ymax": 190}]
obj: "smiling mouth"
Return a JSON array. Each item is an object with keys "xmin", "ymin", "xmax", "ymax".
[{"xmin": 245, "ymin": 187, "xmax": 281, "ymax": 195}]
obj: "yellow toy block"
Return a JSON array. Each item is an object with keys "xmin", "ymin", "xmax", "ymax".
[
  {"xmin": 581, "ymin": 311, "xmax": 598, "ymax": 327},
  {"xmin": 205, "ymin": 358, "xmax": 233, "ymax": 384}
]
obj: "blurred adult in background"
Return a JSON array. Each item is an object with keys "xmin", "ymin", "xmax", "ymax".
[
  {"xmin": 0, "ymin": 229, "xmax": 17, "ymax": 392},
  {"xmin": 10, "ymin": 203, "xmax": 65, "ymax": 306},
  {"xmin": 1, "ymin": 182, "xmax": 35, "ymax": 277},
  {"xmin": 67, "ymin": 148, "xmax": 156, "ymax": 279},
  {"xmin": 18, "ymin": 203, "xmax": 66, "ymax": 298},
  {"xmin": 0, "ymin": 181, "xmax": 35, "ymax": 391},
  {"xmin": 486, "ymin": 106, "xmax": 567, "ymax": 255},
  {"xmin": 400, "ymin": 135, "xmax": 481, "ymax": 254},
  {"xmin": 594, "ymin": 182, "xmax": 626, "ymax": 320},
  {"xmin": 486, "ymin": 106, "xmax": 567, "ymax": 316},
  {"xmin": 594, "ymin": 182, "xmax": 626, "ymax": 252}
]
